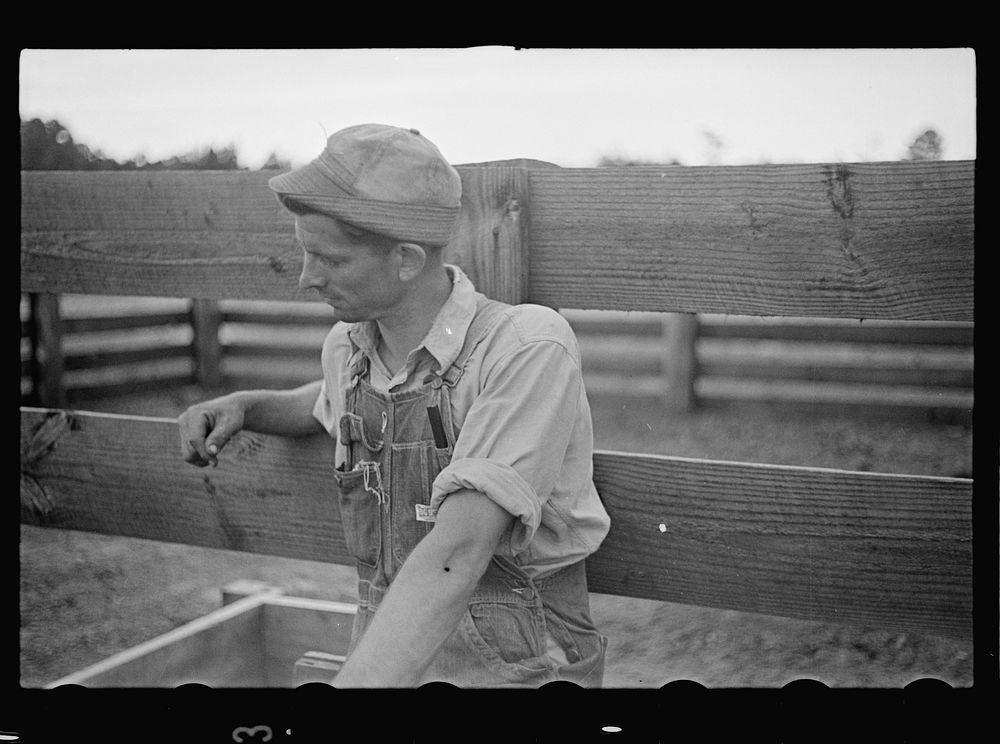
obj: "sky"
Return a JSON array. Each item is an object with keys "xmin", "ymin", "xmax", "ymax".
[{"xmin": 19, "ymin": 48, "xmax": 977, "ymax": 170}]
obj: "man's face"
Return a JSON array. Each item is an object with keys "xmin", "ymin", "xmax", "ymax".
[{"xmin": 295, "ymin": 213, "xmax": 399, "ymax": 322}]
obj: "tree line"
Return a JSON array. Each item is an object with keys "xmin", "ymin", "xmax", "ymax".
[
  {"xmin": 19, "ymin": 117, "xmax": 290, "ymax": 171},
  {"xmin": 22, "ymin": 116, "xmax": 944, "ymax": 172},
  {"xmin": 597, "ymin": 129, "xmax": 943, "ymax": 167}
]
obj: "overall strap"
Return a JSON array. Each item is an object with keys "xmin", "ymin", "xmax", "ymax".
[
  {"xmin": 341, "ymin": 339, "xmax": 369, "ymax": 421},
  {"xmin": 435, "ymin": 296, "xmax": 511, "ymax": 389}
]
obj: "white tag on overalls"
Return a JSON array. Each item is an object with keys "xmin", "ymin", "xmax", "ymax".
[{"xmin": 415, "ymin": 504, "xmax": 438, "ymax": 522}]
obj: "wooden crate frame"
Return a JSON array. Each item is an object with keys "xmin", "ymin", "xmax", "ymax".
[{"xmin": 46, "ymin": 583, "xmax": 355, "ymax": 688}]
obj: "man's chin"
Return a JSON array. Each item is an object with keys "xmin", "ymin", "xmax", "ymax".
[{"xmin": 329, "ymin": 306, "xmax": 361, "ymax": 323}]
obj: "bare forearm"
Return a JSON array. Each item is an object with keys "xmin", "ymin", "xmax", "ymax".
[
  {"xmin": 332, "ymin": 490, "xmax": 512, "ymax": 687},
  {"xmin": 333, "ymin": 490, "xmax": 513, "ymax": 687},
  {"xmin": 230, "ymin": 380, "xmax": 324, "ymax": 436},
  {"xmin": 333, "ymin": 528, "xmax": 486, "ymax": 686}
]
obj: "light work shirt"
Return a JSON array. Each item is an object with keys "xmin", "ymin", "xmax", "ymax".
[{"xmin": 312, "ymin": 265, "xmax": 611, "ymax": 578}]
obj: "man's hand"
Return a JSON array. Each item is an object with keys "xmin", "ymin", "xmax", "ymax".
[
  {"xmin": 178, "ymin": 395, "xmax": 246, "ymax": 467},
  {"xmin": 178, "ymin": 381, "xmax": 326, "ymax": 467}
]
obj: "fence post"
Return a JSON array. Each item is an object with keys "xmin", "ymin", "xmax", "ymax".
[
  {"xmin": 191, "ymin": 299, "xmax": 222, "ymax": 389},
  {"xmin": 31, "ymin": 293, "xmax": 67, "ymax": 408},
  {"xmin": 450, "ymin": 162, "xmax": 548, "ymax": 306},
  {"xmin": 662, "ymin": 312, "xmax": 698, "ymax": 412}
]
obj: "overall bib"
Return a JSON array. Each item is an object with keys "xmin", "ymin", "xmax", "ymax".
[{"xmin": 332, "ymin": 297, "xmax": 607, "ymax": 687}]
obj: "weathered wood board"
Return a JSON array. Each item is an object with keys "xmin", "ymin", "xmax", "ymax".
[
  {"xmin": 21, "ymin": 161, "xmax": 973, "ymax": 319},
  {"xmin": 21, "ymin": 408, "xmax": 972, "ymax": 640}
]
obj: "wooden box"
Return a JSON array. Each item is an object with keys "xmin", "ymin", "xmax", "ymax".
[{"xmin": 46, "ymin": 581, "xmax": 354, "ymax": 688}]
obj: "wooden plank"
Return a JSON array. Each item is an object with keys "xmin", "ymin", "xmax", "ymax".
[
  {"xmin": 220, "ymin": 357, "xmax": 323, "ymax": 389},
  {"xmin": 293, "ymin": 651, "xmax": 347, "ymax": 686},
  {"xmin": 259, "ymin": 596, "xmax": 357, "ymax": 687},
  {"xmin": 586, "ymin": 451, "xmax": 972, "ymax": 640},
  {"xmin": 698, "ymin": 340, "xmax": 973, "ymax": 369},
  {"xmin": 696, "ymin": 397, "xmax": 972, "ymax": 427},
  {"xmin": 221, "ymin": 310, "xmax": 337, "ymax": 327},
  {"xmin": 698, "ymin": 341, "xmax": 973, "ymax": 386},
  {"xmin": 221, "ymin": 579, "xmax": 282, "ymax": 605},
  {"xmin": 20, "ymin": 171, "xmax": 290, "ymax": 235},
  {"xmin": 45, "ymin": 592, "xmax": 272, "ymax": 687},
  {"xmin": 20, "ymin": 408, "xmax": 349, "ymax": 563},
  {"xmin": 700, "ymin": 318, "xmax": 974, "ymax": 346},
  {"xmin": 23, "ymin": 161, "xmax": 973, "ymax": 319},
  {"xmin": 66, "ymin": 373, "xmax": 196, "ymax": 403},
  {"xmin": 582, "ymin": 373, "xmax": 972, "ymax": 424},
  {"xmin": 579, "ymin": 333, "xmax": 972, "ymax": 390},
  {"xmin": 61, "ymin": 311, "xmax": 193, "ymax": 334},
  {"xmin": 698, "ymin": 361, "xmax": 973, "ymax": 388},
  {"xmin": 20, "ymin": 408, "xmax": 971, "ymax": 639},
  {"xmin": 582, "ymin": 373, "xmax": 667, "ymax": 399},
  {"xmin": 220, "ymin": 298, "xmax": 338, "ymax": 318},
  {"xmin": 221, "ymin": 343, "xmax": 322, "ymax": 362},
  {"xmin": 578, "ymin": 341, "xmax": 663, "ymax": 375},
  {"xmin": 63, "ymin": 343, "xmax": 192, "ymax": 372},
  {"xmin": 568, "ymin": 318, "xmax": 665, "ymax": 337},
  {"xmin": 527, "ymin": 161, "xmax": 973, "ymax": 320},
  {"xmin": 696, "ymin": 378, "xmax": 974, "ymax": 410},
  {"xmin": 20, "ymin": 166, "xmax": 532, "ymax": 305},
  {"xmin": 221, "ymin": 372, "xmax": 322, "ymax": 391},
  {"xmin": 568, "ymin": 313, "xmax": 974, "ymax": 345}
]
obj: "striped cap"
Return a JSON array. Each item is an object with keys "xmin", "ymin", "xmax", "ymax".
[{"xmin": 268, "ymin": 124, "xmax": 462, "ymax": 247}]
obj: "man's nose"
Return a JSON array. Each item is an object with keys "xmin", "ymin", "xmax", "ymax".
[{"xmin": 298, "ymin": 255, "xmax": 325, "ymax": 291}]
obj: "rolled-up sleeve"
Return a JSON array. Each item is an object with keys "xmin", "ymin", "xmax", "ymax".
[{"xmin": 430, "ymin": 325, "xmax": 583, "ymax": 557}]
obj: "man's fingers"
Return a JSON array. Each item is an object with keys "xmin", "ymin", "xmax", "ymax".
[
  {"xmin": 188, "ymin": 439, "xmax": 217, "ymax": 467},
  {"xmin": 179, "ymin": 412, "xmax": 217, "ymax": 466},
  {"xmin": 199, "ymin": 410, "xmax": 221, "ymax": 461},
  {"xmin": 204, "ymin": 421, "xmax": 236, "ymax": 463},
  {"xmin": 185, "ymin": 423, "xmax": 213, "ymax": 461},
  {"xmin": 181, "ymin": 438, "xmax": 210, "ymax": 467},
  {"xmin": 179, "ymin": 399, "xmax": 245, "ymax": 469}
]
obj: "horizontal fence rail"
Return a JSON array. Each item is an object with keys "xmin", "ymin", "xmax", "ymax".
[
  {"xmin": 21, "ymin": 162, "xmax": 974, "ymax": 320},
  {"xmin": 565, "ymin": 311, "xmax": 973, "ymax": 421},
  {"xmin": 22, "ymin": 296, "xmax": 974, "ymax": 419},
  {"xmin": 20, "ymin": 408, "xmax": 972, "ymax": 640},
  {"xmin": 20, "ymin": 295, "xmax": 197, "ymax": 405},
  {"xmin": 526, "ymin": 162, "xmax": 974, "ymax": 320}
]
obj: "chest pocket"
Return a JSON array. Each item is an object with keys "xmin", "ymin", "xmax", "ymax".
[
  {"xmin": 386, "ymin": 398, "xmax": 454, "ymax": 567},
  {"xmin": 333, "ymin": 462, "xmax": 383, "ymax": 567},
  {"xmin": 333, "ymin": 404, "xmax": 387, "ymax": 568}
]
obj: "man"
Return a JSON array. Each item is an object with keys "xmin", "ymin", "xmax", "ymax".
[{"xmin": 178, "ymin": 124, "xmax": 611, "ymax": 687}]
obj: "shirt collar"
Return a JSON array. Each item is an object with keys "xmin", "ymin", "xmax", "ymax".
[{"xmin": 346, "ymin": 264, "xmax": 479, "ymax": 376}]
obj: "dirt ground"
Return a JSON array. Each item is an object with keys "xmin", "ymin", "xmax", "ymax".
[{"xmin": 19, "ymin": 386, "xmax": 974, "ymax": 688}]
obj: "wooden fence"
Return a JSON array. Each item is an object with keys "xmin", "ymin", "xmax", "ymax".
[
  {"xmin": 20, "ymin": 161, "xmax": 974, "ymax": 657},
  {"xmin": 20, "ymin": 297, "xmax": 973, "ymax": 422}
]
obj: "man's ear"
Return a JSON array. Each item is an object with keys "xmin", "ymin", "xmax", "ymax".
[{"xmin": 395, "ymin": 242, "xmax": 427, "ymax": 281}]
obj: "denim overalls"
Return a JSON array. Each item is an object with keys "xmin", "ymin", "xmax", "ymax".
[{"xmin": 332, "ymin": 296, "xmax": 607, "ymax": 687}]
